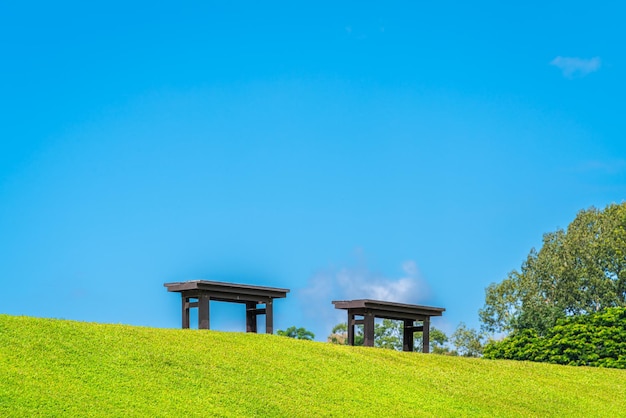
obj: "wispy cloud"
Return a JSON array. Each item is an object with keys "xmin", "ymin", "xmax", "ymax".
[
  {"xmin": 297, "ymin": 257, "xmax": 431, "ymax": 334},
  {"xmin": 550, "ymin": 56, "xmax": 601, "ymax": 78},
  {"xmin": 577, "ymin": 159, "xmax": 626, "ymax": 174}
]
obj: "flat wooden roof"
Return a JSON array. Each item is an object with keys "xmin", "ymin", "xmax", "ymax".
[
  {"xmin": 332, "ymin": 299, "xmax": 445, "ymax": 320},
  {"xmin": 164, "ymin": 280, "xmax": 289, "ymax": 303}
]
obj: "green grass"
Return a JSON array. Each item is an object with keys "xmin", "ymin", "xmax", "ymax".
[{"xmin": 1, "ymin": 315, "xmax": 625, "ymax": 417}]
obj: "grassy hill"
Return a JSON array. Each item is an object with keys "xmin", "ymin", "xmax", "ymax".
[{"xmin": 1, "ymin": 315, "xmax": 625, "ymax": 417}]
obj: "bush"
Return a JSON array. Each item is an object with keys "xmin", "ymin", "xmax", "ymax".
[{"xmin": 484, "ymin": 307, "xmax": 626, "ymax": 368}]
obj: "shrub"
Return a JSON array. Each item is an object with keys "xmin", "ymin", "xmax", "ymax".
[{"xmin": 484, "ymin": 307, "xmax": 626, "ymax": 368}]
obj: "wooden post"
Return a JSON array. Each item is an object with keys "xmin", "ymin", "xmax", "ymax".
[
  {"xmin": 422, "ymin": 317, "xmax": 430, "ymax": 353},
  {"xmin": 198, "ymin": 294, "xmax": 210, "ymax": 330},
  {"xmin": 246, "ymin": 302, "xmax": 257, "ymax": 333},
  {"xmin": 265, "ymin": 299, "xmax": 274, "ymax": 334},
  {"xmin": 403, "ymin": 320, "xmax": 414, "ymax": 352},
  {"xmin": 182, "ymin": 296, "xmax": 190, "ymax": 329},
  {"xmin": 363, "ymin": 311, "xmax": 375, "ymax": 347},
  {"xmin": 347, "ymin": 313, "xmax": 355, "ymax": 346}
]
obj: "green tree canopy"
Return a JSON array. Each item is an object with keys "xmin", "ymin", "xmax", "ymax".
[
  {"xmin": 277, "ymin": 326, "xmax": 315, "ymax": 340},
  {"xmin": 480, "ymin": 203, "xmax": 626, "ymax": 335},
  {"xmin": 451, "ymin": 323, "xmax": 487, "ymax": 357},
  {"xmin": 414, "ymin": 326, "xmax": 454, "ymax": 354},
  {"xmin": 327, "ymin": 320, "xmax": 454, "ymax": 354},
  {"xmin": 374, "ymin": 319, "xmax": 403, "ymax": 350},
  {"xmin": 327, "ymin": 322, "xmax": 364, "ymax": 345}
]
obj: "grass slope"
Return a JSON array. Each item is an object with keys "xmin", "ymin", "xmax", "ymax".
[{"xmin": 1, "ymin": 315, "xmax": 625, "ymax": 417}]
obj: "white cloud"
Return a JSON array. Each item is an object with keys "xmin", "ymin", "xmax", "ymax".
[
  {"xmin": 550, "ymin": 56, "xmax": 601, "ymax": 78},
  {"xmin": 297, "ymin": 258, "xmax": 431, "ymax": 334}
]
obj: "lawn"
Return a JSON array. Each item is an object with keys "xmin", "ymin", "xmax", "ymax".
[{"xmin": 1, "ymin": 314, "xmax": 624, "ymax": 417}]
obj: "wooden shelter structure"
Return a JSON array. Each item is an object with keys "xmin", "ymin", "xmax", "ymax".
[
  {"xmin": 332, "ymin": 299, "xmax": 445, "ymax": 352},
  {"xmin": 164, "ymin": 280, "xmax": 289, "ymax": 333}
]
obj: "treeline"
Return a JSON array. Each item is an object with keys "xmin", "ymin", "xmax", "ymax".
[
  {"xmin": 326, "ymin": 320, "xmax": 486, "ymax": 357},
  {"xmin": 481, "ymin": 202, "xmax": 626, "ymax": 368},
  {"xmin": 279, "ymin": 320, "xmax": 486, "ymax": 357}
]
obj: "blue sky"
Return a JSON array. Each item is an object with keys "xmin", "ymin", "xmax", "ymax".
[{"xmin": 1, "ymin": 1, "xmax": 625, "ymax": 340}]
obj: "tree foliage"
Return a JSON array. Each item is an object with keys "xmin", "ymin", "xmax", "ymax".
[
  {"xmin": 277, "ymin": 326, "xmax": 315, "ymax": 340},
  {"xmin": 374, "ymin": 319, "xmax": 403, "ymax": 350},
  {"xmin": 451, "ymin": 323, "xmax": 487, "ymax": 357},
  {"xmin": 327, "ymin": 321, "xmax": 398, "ymax": 348},
  {"xmin": 327, "ymin": 320, "xmax": 457, "ymax": 354},
  {"xmin": 480, "ymin": 203, "xmax": 626, "ymax": 335},
  {"xmin": 418, "ymin": 327, "xmax": 453, "ymax": 354},
  {"xmin": 483, "ymin": 307, "xmax": 626, "ymax": 368},
  {"xmin": 327, "ymin": 322, "xmax": 363, "ymax": 345}
]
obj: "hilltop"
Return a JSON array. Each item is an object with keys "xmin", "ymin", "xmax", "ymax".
[{"xmin": 0, "ymin": 315, "xmax": 624, "ymax": 417}]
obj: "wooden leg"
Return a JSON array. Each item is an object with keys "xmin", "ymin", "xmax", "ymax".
[
  {"xmin": 198, "ymin": 294, "xmax": 210, "ymax": 330},
  {"xmin": 363, "ymin": 312, "xmax": 375, "ymax": 347},
  {"xmin": 182, "ymin": 296, "xmax": 190, "ymax": 329},
  {"xmin": 265, "ymin": 300, "xmax": 274, "ymax": 334},
  {"xmin": 246, "ymin": 302, "xmax": 258, "ymax": 333},
  {"xmin": 403, "ymin": 320, "xmax": 414, "ymax": 352},
  {"xmin": 422, "ymin": 317, "xmax": 430, "ymax": 353},
  {"xmin": 347, "ymin": 313, "xmax": 355, "ymax": 346}
]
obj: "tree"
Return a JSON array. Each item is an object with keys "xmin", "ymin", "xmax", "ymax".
[
  {"xmin": 480, "ymin": 203, "xmax": 626, "ymax": 335},
  {"xmin": 374, "ymin": 319, "xmax": 403, "ymax": 350},
  {"xmin": 277, "ymin": 326, "xmax": 315, "ymax": 340},
  {"xmin": 328, "ymin": 320, "xmax": 451, "ymax": 353},
  {"xmin": 328, "ymin": 320, "xmax": 401, "ymax": 348},
  {"xmin": 427, "ymin": 327, "xmax": 454, "ymax": 354},
  {"xmin": 327, "ymin": 322, "xmax": 367, "ymax": 346},
  {"xmin": 450, "ymin": 323, "xmax": 486, "ymax": 357},
  {"xmin": 327, "ymin": 323, "xmax": 347, "ymax": 344},
  {"xmin": 327, "ymin": 322, "xmax": 363, "ymax": 345},
  {"xmin": 409, "ymin": 326, "xmax": 453, "ymax": 354}
]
